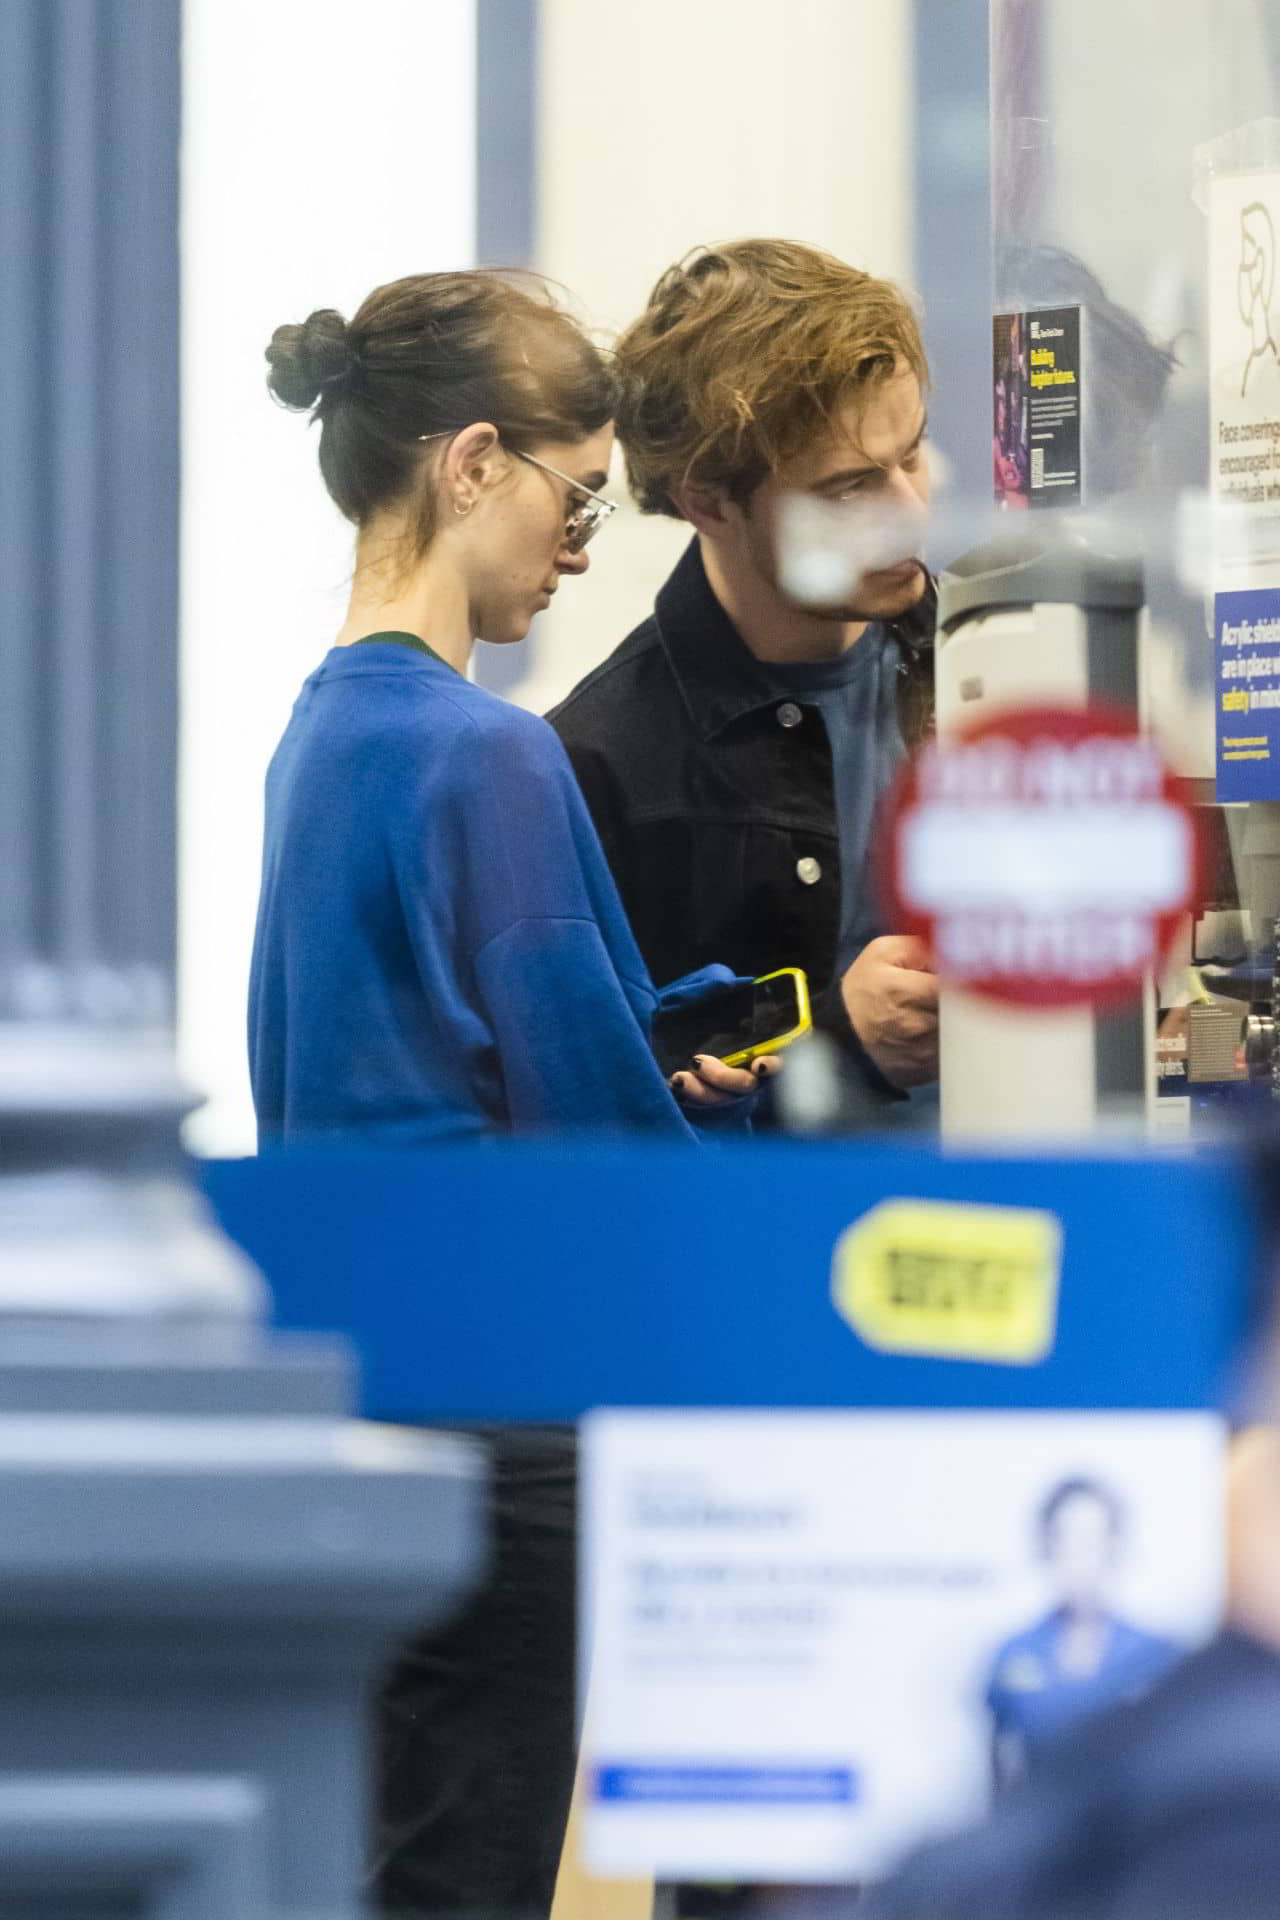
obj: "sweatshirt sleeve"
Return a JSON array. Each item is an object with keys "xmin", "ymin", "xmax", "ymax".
[
  {"xmin": 451, "ymin": 702, "xmax": 716, "ymax": 1137},
  {"xmin": 473, "ymin": 914, "xmax": 702, "ymax": 1137},
  {"xmin": 399, "ymin": 695, "xmax": 756, "ymax": 1139}
]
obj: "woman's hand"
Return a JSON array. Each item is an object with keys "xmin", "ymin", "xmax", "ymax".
[{"xmin": 669, "ymin": 1054, "xmax": 782, "ymax": 1107}]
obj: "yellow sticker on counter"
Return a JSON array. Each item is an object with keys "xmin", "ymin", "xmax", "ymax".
[{"xmin": 831, "ymin": 1199, "xmax": 1062, "ymax": 1365}]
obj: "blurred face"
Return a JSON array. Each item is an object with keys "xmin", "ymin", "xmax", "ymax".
[
  {"xmin": 466, "ymin": 425, "xmax": 614, "ymax": 646},
  {"xmin": 1045, "ymin": 1491, "xmax": 1117, "ymax": 1609},
  {"xmin": 740, "ymin": 363, "xmax": 930, "ymax": 624}
]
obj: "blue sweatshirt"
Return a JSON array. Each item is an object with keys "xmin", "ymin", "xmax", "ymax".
[{"xmin": 249, "ymin": 636, "xmax": 725, "ymax": 1145}]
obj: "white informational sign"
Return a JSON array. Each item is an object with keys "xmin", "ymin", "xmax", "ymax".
[
  {"xmin": 1209, "ymin": 169, "xmax": 1280, "ymax": 796},
  {"xmin": 1209, "ymin": 167, "xmax": 1280, "ymax": 589},
  {"xmin": 581, "ymin": 1411, "xmax": 1225, "ymax": 1883}
]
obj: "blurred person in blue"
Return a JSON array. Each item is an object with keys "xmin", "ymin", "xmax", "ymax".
[
  {"xmin": 253, "ymin": 269, "xmax": 778, "ymax": 1920},
  {"xmin": 867, "ymin": 1141, "xmax": 1280, "ymax": 1920},
  {"xmin": 985, "ymin": 1475, "xmax": 1180, "ymax": 1790}
]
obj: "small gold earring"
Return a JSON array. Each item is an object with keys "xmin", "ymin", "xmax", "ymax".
[{"xmin": 454, "ymin": 498, "xmax": 473, "ymax": 517}]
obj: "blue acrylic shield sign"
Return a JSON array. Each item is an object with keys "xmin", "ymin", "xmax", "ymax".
[{"xmin": 1216, "ymin": 586, "xmax": 1280, "ymax": 800}]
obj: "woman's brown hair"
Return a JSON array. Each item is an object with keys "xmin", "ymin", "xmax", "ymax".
[
  {"xmin": 615, "ymin": 239, "xmax": 928, "ymax": 517},
  {"xmin": 266, "ymin": 271, "xmax": 617, "ymax": 550}
]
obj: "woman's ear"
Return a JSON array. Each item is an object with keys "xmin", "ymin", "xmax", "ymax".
[{"xmin": 440, "ymin": 423, "xmax": 504, "ymax": 516}]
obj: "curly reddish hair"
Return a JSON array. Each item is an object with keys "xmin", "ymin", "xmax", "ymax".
[{"xmin": 615, "ymin": 239, "xmax": 928, "ymax": 517}]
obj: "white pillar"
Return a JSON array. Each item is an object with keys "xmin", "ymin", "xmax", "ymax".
[
  {"xmin": 179, "ymin": 0, "xmax": 477, "ymax": 1155},
  {"xmin": 515, "ymin": 0, "xmax": 915, "ymax": 718}
]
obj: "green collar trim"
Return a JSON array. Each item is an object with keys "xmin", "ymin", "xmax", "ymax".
[{"xmin": 351, "ymin": 630, "xmax": 459, "ymax": 675}]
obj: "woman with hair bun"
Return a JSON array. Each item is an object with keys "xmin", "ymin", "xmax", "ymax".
[
  {"xmin": 252, "ymin": 272, "xmax": 777, "ymax": 1920},
  {"xmin": 253, "ymin": 271, "xmax": 769, "ymax": 1141}
]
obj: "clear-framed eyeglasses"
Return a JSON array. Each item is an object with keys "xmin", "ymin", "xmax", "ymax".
[{"xmin": 418, "ymin": 431, "xmax": 617, "ymax": 554}]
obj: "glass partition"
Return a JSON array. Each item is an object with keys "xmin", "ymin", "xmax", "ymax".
[{"xmin": 977, "ymin": 0, "xmax": 1280, "ymax": 1133}]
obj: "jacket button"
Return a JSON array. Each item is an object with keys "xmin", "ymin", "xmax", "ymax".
[
  {"xmin": 796, "ymin": 856, "xmax": 822, "ymax": 885},
  {"xmin": 776, "ymin": 701, "xmax": 803, "ymax": 729}
]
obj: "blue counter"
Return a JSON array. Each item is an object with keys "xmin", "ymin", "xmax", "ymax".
[{"xmin": 200, "ymin": 1141, "xmax": 1256, "ymax": 1423}]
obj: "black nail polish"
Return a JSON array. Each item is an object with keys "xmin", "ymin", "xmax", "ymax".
[{"xmin": 690, "ymin": 1055, "xmax": 705, "ymax": 1070}]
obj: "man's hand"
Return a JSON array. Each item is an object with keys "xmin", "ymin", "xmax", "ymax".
[{"xmin": 839, "ymin": 934, "xmax": 938, "ymax": 1089}]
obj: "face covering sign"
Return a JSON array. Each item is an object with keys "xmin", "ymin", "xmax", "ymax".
[
  {"xmin": 1209, "ymin": 170, "xmax": 1280, "ymax": 799},
  {"xmin": 579, "ymin": 1410, "xmax": 1224, "ymax": 1884}
]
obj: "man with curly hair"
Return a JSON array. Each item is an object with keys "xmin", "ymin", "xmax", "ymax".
[{"xmin": 549, "ymin": 239, "xmax": 938, "ymax": 1109}]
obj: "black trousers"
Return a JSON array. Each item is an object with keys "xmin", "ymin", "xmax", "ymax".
[{"xmin": 372, "ymin": 1425, "xmax": 579, "ymax": 1920}]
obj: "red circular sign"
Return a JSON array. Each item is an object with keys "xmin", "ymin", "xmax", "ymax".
[{"xmin": 880, "ymin": 706, "xmax": 1204, "ymax": 1010}]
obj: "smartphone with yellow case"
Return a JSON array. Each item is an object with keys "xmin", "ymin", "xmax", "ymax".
[{"xmin": 651, "ymin": 967, "xmax": 811, "ymax": 1078}]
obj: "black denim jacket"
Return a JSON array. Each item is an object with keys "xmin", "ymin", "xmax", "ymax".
[{"xmin": 548, "ymin": 538, "xmax": 935, "ymax": 1089}]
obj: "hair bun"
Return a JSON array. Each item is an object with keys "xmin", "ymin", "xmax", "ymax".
[{"xmin": 265, "ymin": 308, "xmax": 353, "ymax": 410}]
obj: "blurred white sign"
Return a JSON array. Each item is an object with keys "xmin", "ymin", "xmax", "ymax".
[
  {"xmin": 581, "ymin": 1410, "xmax": 1224, "ymax": 1883},
  {"xmin": 1209, "ymin": 168, "xmax": 1280, "ymax": 589},
  {"xmin": 886, "ymin": 712, "xmax": 1196, "ymax": 1006},
  {"xmin": 1208, "ymin": 169, "xmax": 1280, "ymax": 794}
]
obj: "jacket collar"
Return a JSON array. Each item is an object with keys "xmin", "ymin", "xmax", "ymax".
[{"xmin": 652, "ymin": 536, "xmax": 936, "ymax": 742}]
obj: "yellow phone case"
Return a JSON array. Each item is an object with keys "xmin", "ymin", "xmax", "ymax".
[{"xmin": 720, "ymin": 966, "xmax": 812, "ymax": 1068}]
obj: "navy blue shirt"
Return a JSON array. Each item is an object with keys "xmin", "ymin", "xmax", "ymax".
[
  {"xmin": 249, "ymin": 638, "xmax": 726, "ymax": 1145},
  {"xmin": 870, "ymin": 1631, "xmax": 1280, "ymax": 1920},
  {"xmin": 986, "ymin": 1607, "xmax": 1181, "ymax": 1766},
  {"xmin": 765, "ymin": 625, "xmax": 905, "ymax": 971}
]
